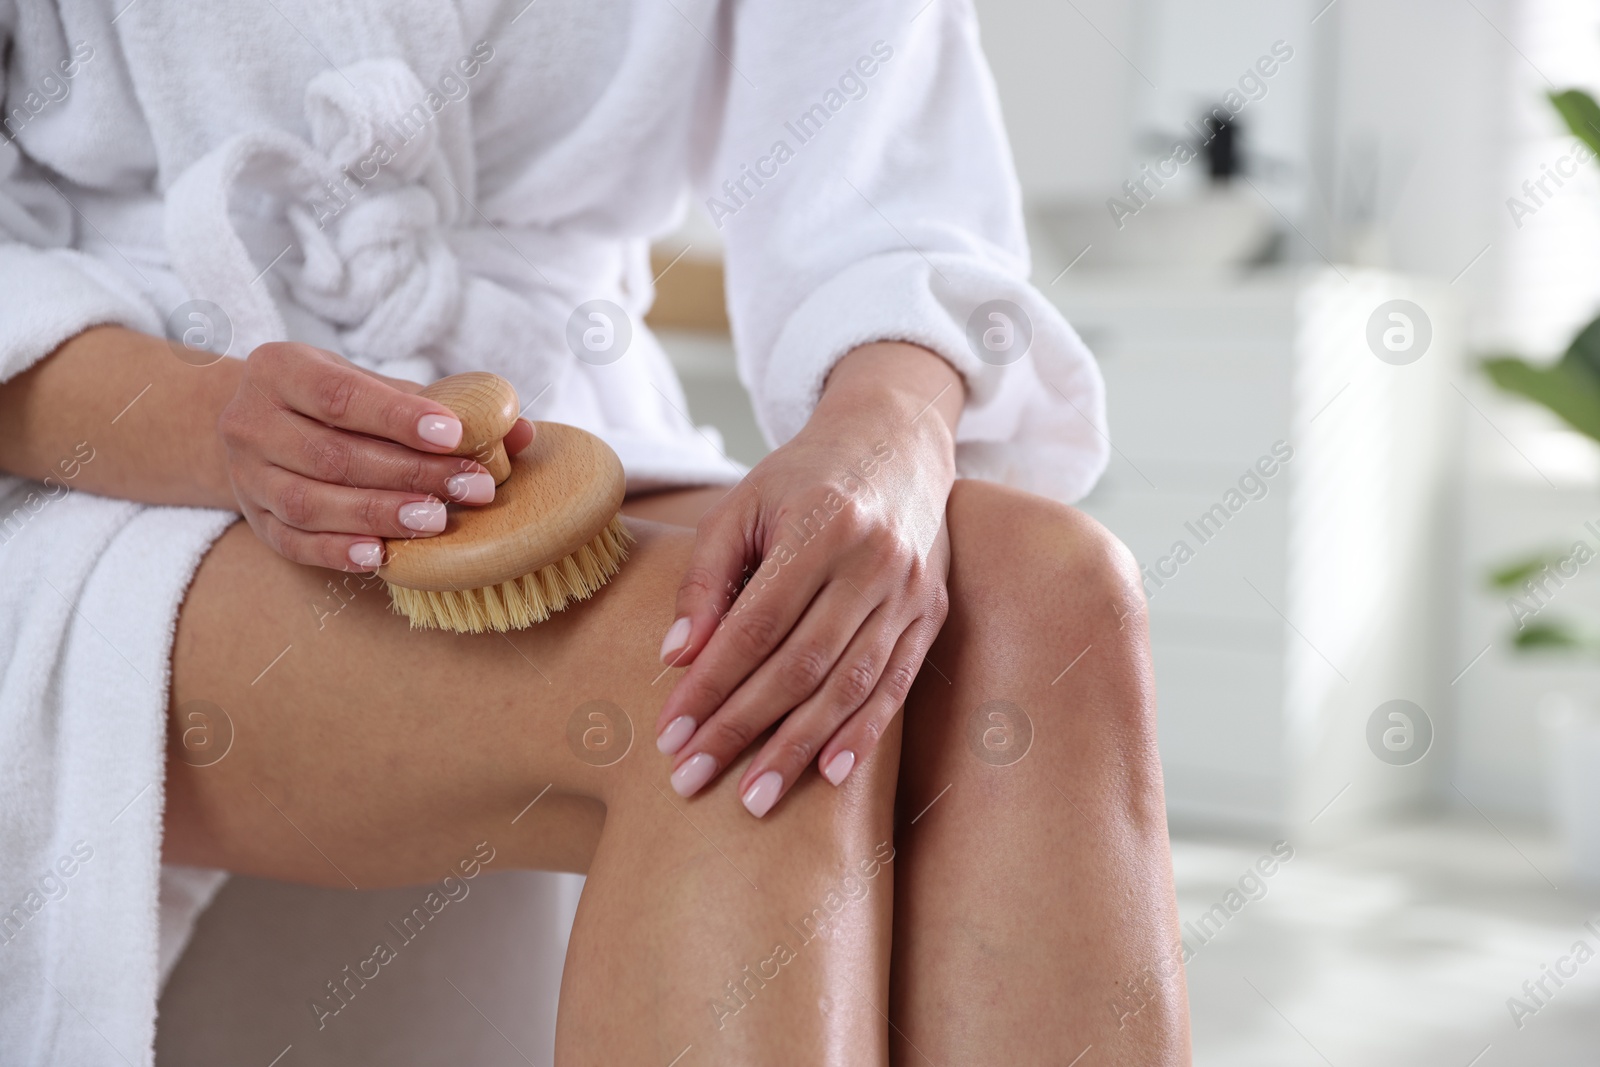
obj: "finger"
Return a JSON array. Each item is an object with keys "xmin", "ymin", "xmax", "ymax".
[
  {"xmin": 368, "ymin": 371, "xmax": 426, "ymax": 393},
  {"xmin": 654, "ymin": 530, "xmax": 830, "ymax": 760},
  {"xmin": 659, "ymin": 483, "xmax": 760, "ymax": 669},
  {"xmin": 733, "ymin": 605, "xmax": 903, "ymax": 817},
  {"xmin": 663, "ymin": 583, "xmax": 877, "ymax": 800},
  {"xmin": 251, "ymin": 465, "xmax": 450, "ymax": 538},
  {"xmin": 254, "ymin": 342, "xmax": 465, "ymax": 452},
  {"xmin": 248, "ymin": 509, "xmax": 387, "ymax": 573},
  {"xmin": 816, "ymin": 614, "xmax": 944, "ymax": 789},
  {"xmin": 266, "ymin": 409, "xmax": 495, "ymax": 502},
  {"xmin": 503, "ymin": 418, "xmax": 535, "ymax": 456}
]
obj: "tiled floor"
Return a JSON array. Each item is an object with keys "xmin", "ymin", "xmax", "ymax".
[{"xmin": 1174, "ymin": 816, "xmax": 1598, "ymax": 1066}]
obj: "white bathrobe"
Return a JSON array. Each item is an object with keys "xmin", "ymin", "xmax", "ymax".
[{"xmin": 0, "ymin": 0, "xmax": 1108, "ymax": 1062}]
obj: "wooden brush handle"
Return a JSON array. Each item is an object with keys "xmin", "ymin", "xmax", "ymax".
[{"xmin": 420, "ymin": 372, "xmax": 519, "ymax": 484}]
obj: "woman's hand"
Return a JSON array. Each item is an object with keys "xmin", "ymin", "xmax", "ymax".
[
  {"xmin": 655, "ymin": 342, "xmax": 965, "ymax": 817},
  {"xmin": 217, "ymin": 342, "xmax": 533, "ymax": 571}
]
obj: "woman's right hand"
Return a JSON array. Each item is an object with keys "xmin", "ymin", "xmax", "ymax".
[{"xmin": 217, "ymin": 342, "xmax": 531, "ymax": 572}]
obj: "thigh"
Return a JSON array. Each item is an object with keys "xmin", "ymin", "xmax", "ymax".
[
  {"xmin": 165, "ymin": 505, "xmax": 908, "ymax": 1065},
  {"xmin": 620, "ymin": 483, "xmax": 730, "ymax": 526},
  {"xmin": 164, "ymin": 516, "xmax": 699, "ymax": 885}
]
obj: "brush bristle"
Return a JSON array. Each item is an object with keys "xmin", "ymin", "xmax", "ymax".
[{"xmin": 386, "ymin": 514, "xmax": 633, "ymax": 633}]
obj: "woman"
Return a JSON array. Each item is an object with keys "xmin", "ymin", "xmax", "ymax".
[{"xmin": 0, "ymin": 0, "xmax": 1189, "ymax": 1063}]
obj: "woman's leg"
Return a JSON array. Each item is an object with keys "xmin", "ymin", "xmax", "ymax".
[
  {"xmin": 164, "ymin": 480, "xmax": 1189, "ymax": 1064},
  {"xmin": 164, "ymin": 517, "xmax": 899, "ymax": 1066},
  {"xmin": 619, "ymin": 481, "xmax": 1189, "ymax": 1063},
  {"xmin": 889, "ymin": 480, "xmax": 1190, "ymax": 1065}
]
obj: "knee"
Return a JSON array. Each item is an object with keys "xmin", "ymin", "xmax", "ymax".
[
  {"xmin": 946, "ymin": 479, "xmax": 1145, "ymax": 644},
  {"xmin": 943, "ymin": 479, "xmax": 1155, "ymax": 741}
]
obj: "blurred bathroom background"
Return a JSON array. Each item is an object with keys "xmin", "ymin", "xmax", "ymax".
[{"xmin": 157, "ymin": 1, "xmax": 1600, "ymax": 1063}]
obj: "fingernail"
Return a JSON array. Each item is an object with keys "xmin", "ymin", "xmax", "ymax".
[
  {"xmin": 742, "ymin": 771, "xmax": 783, "ymax": 818},
  {"xmin": 417, "ymin": 413, "xmax": 463, "ymax": 449},
  {"xmin": 657, "ymin": 715, "xmax": 696, "ymax": 755},
  {"xmin": 670, "ymin": 752, "xmax": 718, "ymax": 798},
  {"xmin": 659, "ymin": 617, "xmax": 692, "ymax": 664},
  {"xmin": 822, "ymin": 750, "xmax": 855, "ymax": 787},
  {"xmin": 398, "ymin": 499, "xmax": 447, "ymax": 533},
  {"xmin": 348, "ymin": 541, "xmax": 383, "ymax": 570},
  {"xmin": 445, "ymin": 471, "xmax": 495, "ymax": 504}
]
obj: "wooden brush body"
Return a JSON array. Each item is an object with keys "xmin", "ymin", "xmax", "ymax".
[{"xmin": 377, "ymin": 374, "xmax": 631, "ymax": 632}]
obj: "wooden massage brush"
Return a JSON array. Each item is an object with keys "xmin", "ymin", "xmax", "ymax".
[{"xmin": 378, "ymin": 372, "xmax": 632, "ymax": 633}]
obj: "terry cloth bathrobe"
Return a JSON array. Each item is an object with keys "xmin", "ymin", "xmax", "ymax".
[{"xmin": 0, "ymin": 0, "xmax": 1108, "ymax": 1061}]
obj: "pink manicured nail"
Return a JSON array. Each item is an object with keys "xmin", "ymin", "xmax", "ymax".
[
  {"xmin": 398, "ymin": 500, "xmax": 446, "ymax": 533},
  {"xmin": 657, "ymin": 715, "xmax": 695, "ymax": 755},
  {"xmin": 822, "ymin": 750, "xmax": 855, "ymax": 786},
  {"xmin": 742, "ymin": 771, "xmax": 783, "ymax": 818},
  {"xmin": 348, "ymin": 541, "xmax": 383, "ymax": 570},
  {"xmin": 417, "ymin": 414, "xmax": 463, "ymax": 449},
  {"xmin": 671, "ymin": 752, "xmax": 718, "ymax": 797},
  {"xmin": 445, "ymin": 471, "xmax": 495, "ymax": 504},
  {"xmin": 659, "ymin": 617, "xmax": 692, "ymax": 663}
]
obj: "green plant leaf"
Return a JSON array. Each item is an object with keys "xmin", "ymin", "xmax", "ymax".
[
  {"xmin": 1489, "ymin": 553, "xmax": 1564, "ymax": 589},
  {"xmin": 1487, "ymin": 85, "xmax": 1600, "ymax": 661},
  {"xmin": 1483, "ymin": 355, "xmax": 1600, "ymax": 442},
  {"xmin": 1565, "ymin": 314, "xmax": 1600, "ymax": 380},
  {"xmin": 1512, "ymin": 619, "xmax": 1593, "ymax": 651},
  {"xmin": 1550, "ymin": 89, "xmax": 1600, "ymax": 159}
]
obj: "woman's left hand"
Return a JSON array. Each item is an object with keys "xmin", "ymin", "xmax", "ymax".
[{"xmin": 654, "ymin": 342, "xmax": 965, "ymax": 817}]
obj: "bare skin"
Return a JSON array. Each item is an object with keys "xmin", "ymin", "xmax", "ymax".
[{"xmin": 2, "ymin": 326, "xmax": 1191, "ymax": 1063}]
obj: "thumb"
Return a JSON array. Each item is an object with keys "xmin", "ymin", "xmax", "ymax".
[
  {"xmin": 502, "ymin": 418, "xmax": 535, "ymax": 456},
  {"xmin": 661, "ymin": 486, "xmax": 756, "ymax": 668}
]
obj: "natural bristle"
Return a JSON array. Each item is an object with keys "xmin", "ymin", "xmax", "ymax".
[{"xmin": 386, "ymin": 515, "xmax": 633, "ymax": 633}]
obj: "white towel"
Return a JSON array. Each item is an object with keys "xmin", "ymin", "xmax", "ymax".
[{"xmin": 0, "ymin": 486, "xmax": 235, "ymax": 1063}]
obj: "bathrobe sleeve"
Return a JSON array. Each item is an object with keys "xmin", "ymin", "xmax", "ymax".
[
  {"xmin": 0, "ymin": 4, "xmax": 160, "ymax": 385},
  {"xmin": 699, "ymin": 0, "xmax": 1109, "ymax": 503}
]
